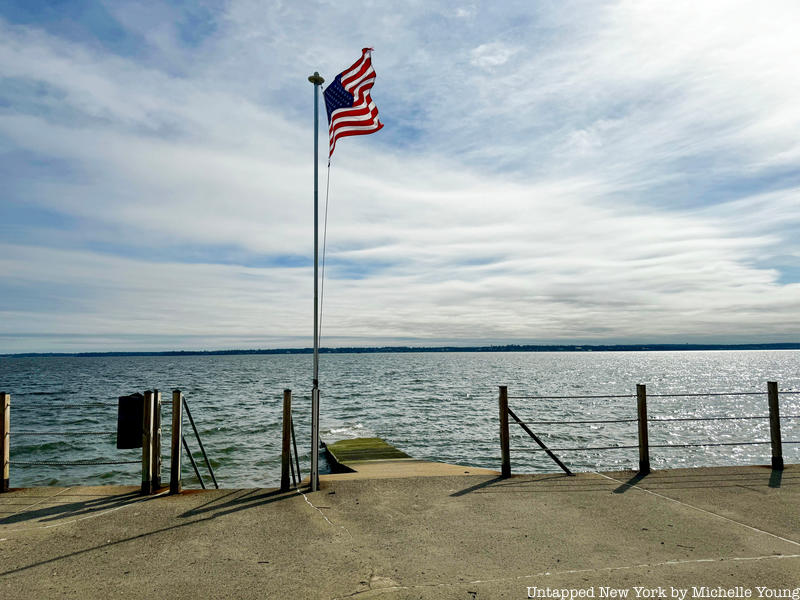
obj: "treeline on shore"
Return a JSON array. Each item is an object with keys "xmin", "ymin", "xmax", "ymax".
[{"xmin": 3, "ymin": 343, "xmax": 800, "ymax": 358}]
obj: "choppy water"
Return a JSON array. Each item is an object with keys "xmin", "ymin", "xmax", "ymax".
[{"xmin": 1, "ymin": 351, "xmax": 798, "ymax": 488}]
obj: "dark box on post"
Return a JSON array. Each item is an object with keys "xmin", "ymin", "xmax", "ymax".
[{"xmin": 117, "ymin": 393, "xmax": 144, "ymax": 449}]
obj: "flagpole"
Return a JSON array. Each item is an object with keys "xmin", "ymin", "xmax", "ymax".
[{"xmin": 308, "ymin": 71, "xmax": 324, "ymax": 492}]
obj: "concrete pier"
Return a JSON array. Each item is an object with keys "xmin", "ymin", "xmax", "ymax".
[
  {"xmin": 323, "ymin": 437, "xmax": 498, "ymax": 479},
  {"xmin": 1, "ymin": 464, "xmax": 798, "ymax": 599}
]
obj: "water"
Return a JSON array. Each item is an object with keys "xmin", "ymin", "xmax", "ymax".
[{"xmin": 1, "ymin": 351, "xmax": 798, "ymax": 488}]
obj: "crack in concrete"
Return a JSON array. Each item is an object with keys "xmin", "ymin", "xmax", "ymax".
[
  {"xmin": 296, "ymin": 489, "xmax": 351, "ymax": 537},
  {"xmin": 594, "ymin": 472, "xmax": 800, "ymax": 547}
]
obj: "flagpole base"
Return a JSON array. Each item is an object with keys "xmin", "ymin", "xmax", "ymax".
[{"xmin": 310, "ymin": 386, "xmax": 320, "ymax": 491}]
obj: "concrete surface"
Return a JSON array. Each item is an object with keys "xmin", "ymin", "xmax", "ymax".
[{"xmin": 0, "ymin": 465, "xmax": 798, "ymax": 599}]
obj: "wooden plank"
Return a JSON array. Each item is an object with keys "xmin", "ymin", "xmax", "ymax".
[
  {"xmin": 499, "ymin": 385, "xmax": 510, "ymax": 477},
  {"xmin": 141, "ymin": 390, "xmax": 153, "ymax": 495},
  {"xmin": 324, "ymin": 437, "xmax": 410, "ymax": 472},
  {"xmin": 153, "ymin": 389, "xmax": 162, "ymax": 489},
  {"xmin": 767, "ymin": 381, "xmax": 783, "ymax": 470},
  {"xmin": 1, "ymin": 393, "xmax": 9, "ymax": 492},
  {"xmin": 637, "ymin": 384, "xmax": 651, "ymax": 475}
]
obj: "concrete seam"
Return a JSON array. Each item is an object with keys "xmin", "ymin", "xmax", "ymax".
[
  {"xmin": 6, "ymin": 486, "xmax": 72, "ymax": 518},
  {"xmin": 331, "ymin": 554, "xmax": 800, "ymax": 598},
  {"xmin": 593, "ymin": 472, "xmax": 800, "ymax": 548},
  {"xmin": 470, "ymin": 553, "xmax": 800, "ymax": 583}
]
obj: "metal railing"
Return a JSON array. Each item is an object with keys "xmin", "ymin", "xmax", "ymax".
[
  {"xmin": 498, "ymin": 382, "xmax": 799, "ymax": 477},
  {"xmin": 0, "ymin": 389, "xmax": 218, "ymax": 495},
  {"xmin": 1, "ymin": 390, "xmax": 140, "ymax": 492},
  {"xmin": 179, "ymin": 394, "xmax": 218, "ymax": 491}
]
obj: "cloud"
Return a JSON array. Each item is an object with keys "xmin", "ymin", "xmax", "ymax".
[
  {"xmin": 470, "ymin": 42, "xmax": 519, "ymax": 69},
  {"xmin": 0, "ymin": 1, "xmax": 799, "ymax": 352}
]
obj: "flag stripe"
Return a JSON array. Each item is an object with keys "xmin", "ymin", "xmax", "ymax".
[{"xmin": 323, "ymin": 48, "xmax": 382, "ymax": 158}]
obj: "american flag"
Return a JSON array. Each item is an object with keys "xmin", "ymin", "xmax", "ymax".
[{"xmin": 323, "ymin": 48, "xmax": 383, "ymax": 158}]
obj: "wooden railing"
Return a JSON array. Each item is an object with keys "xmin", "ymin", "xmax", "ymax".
[{"xmin": 498, "ymin": 382, "xmax": 799, "ymax": 477}]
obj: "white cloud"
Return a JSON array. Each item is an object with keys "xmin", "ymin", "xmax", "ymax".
[
  {"xmin": 470, "ymin": 42, "xmax": 519, "ymax": 69},
  {"xmin": 1, "ymin": 1, "xmax": 799, "ymax": 352}
]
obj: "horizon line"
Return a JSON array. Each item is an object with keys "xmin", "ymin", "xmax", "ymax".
[{"xmin": 3, "ymin": 342, "xmax": 800, "ymax": 358}]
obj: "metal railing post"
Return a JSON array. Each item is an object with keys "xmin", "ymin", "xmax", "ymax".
[
  {"xmin": 499, "ymin": 385, "xmax": 511, "ymax": 478},
  {"xmin": 170, "ymin": 390, "xmax": 183, "ymax": 494},
  {"xmin": 183, "ymin": 398, "xmax": 218, "ymax": 489},
  {"xmin": 281, "ymin": 389, "xmax": 292, "ymax": 491},
  {"xmin": 141, "ymin": 390, "xmax": 154, "ymax": 495},
  {"xmin": 636, "ymin": 384, "xmax": 651, "ymax": 475},
  {"xmin": 291, "ymin": 413, "xmax": 301, "ymax": 485},
  {"xmin": 767, "ymin": 381, "xmax": 783, "ymax": 470},
  {"xmin": 1, "ymin": 393, "xmax": 9, "ymax": 493}
]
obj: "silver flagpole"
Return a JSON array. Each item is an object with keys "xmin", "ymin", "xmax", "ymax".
[{"xmin": 308, "ymin": 71, "xmax": 324, "ymax": 492}]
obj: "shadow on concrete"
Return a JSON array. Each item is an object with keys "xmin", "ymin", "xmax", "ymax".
[
  {"xmin": 769, "ymin": 469, "xmax": 783, "ymax": 489},
  {"xmin": 450, "ymin": 476, "xmax": 506, "ymax": 497},
  {"xmin": 450, "ymin": 474, "xmax": 577, "ymax": 496},
  {"xmin": 178, "ymin": 488, "xmax": 299, "ymax": 519},
  {"xmin": 0, "ymin": 487, "xmax": 303, "ymax": 579},
  {"xmin": 448, "ymin": 468, "xmax": 799, "ymax": 497},
  {"xmin": 0, "ymin": 490, "xmax": 142, "ymax": 526},
  {"xmin": 606, "ymin": 469, "xmax": 799, "ymax": 492},
  {"xmin": 612, "ymin": 471, "xmax": 649, "ymax": 494}
]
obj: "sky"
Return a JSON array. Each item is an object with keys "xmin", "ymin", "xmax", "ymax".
[{"xmin": 1, "ymin": 0, "xmax": 799, "ymax": 353}]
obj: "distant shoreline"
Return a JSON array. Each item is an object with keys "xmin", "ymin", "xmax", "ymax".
[{"xmin": 3, "ymin": 342, "xmax": 800, "ymax": 358}]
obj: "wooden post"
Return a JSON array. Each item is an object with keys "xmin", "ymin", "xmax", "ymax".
[
  {"xmin": 170, "ymin": 390, "xmax": 183, "ymax": 494},
  {"xmin": 499, "ymin": 386, "xmax": 511, "ymax": 478},
  {"xmin": 1, "ymin": 393, "xmax": 9, "ymax": 493},
  {"xmin": 767, "ymin": 381, "xmax": 783, "ymax": 470},
  {"xmin": 281, "ymin": 389, "xmax": 292, "ymax": 491},
  {"xmin": 636, "ymin": 384, "xmax": 651, "ymax": 475},
  {"xmin": 153, "ymin": 389, "xmax": 162, "ymax": 489},
  {"xmin": 141, "ymin": 390, "xmax": 154, "ymax": 495}
]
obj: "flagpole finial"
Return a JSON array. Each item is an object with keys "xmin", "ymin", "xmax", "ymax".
[{"xmin": 308, "ymin": 72, "xmax": 325, "ymax": 85}]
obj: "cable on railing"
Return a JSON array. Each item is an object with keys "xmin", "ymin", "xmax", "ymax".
[
  {"xmin": 12, "ymin": 430, "xmax": 116, "ymax": 435},
  {"xmin": 12, "ymin": 400, "xmax": 175, "ymax": 407},
  {"xmin": 647, "ymin": 392, "xmax": 766, "ymax": 397},
  {"xmin": 515, "ymin": 445, "xmax": 638, "ymax": 452},
  {"xmin": 516, "ymin": 440, "xmax": 800, "ymax": 452},
  {"xmin": 508, "ymin": 394, "xmax": 635, "ymax": 400},
  {"xmin": 11, "ymin": 402, "xmax": 117, "ymax": 409},
  {"xmin": 650, "ymin": 416, "xmax": 766, "ymax": 422},
  {"xmin": 522, "ymin": 418, "xmax": 637, "ymax": 425},
  {"xmin": 507, "ymin": 413, "xmax": 800, "ymax": 429},
  {"xmin": 649, "ymin": 441, "xmax": 780, "ymax": 448},
  {"xmin": 649, "ymin": 415, "xmax": 800, "ymax": 422},
  {"xmin": 11, "ymin": 459, "xmax": 140, "ymax": 466},
  {"xmin": 509, "ymin": 390, "xmax": 800, "ymax": 400}
]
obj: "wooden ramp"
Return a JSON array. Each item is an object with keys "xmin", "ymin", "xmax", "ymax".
[{"xmin": 322, "ymin": 437, "xmax": 498, "ymax": 480}]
